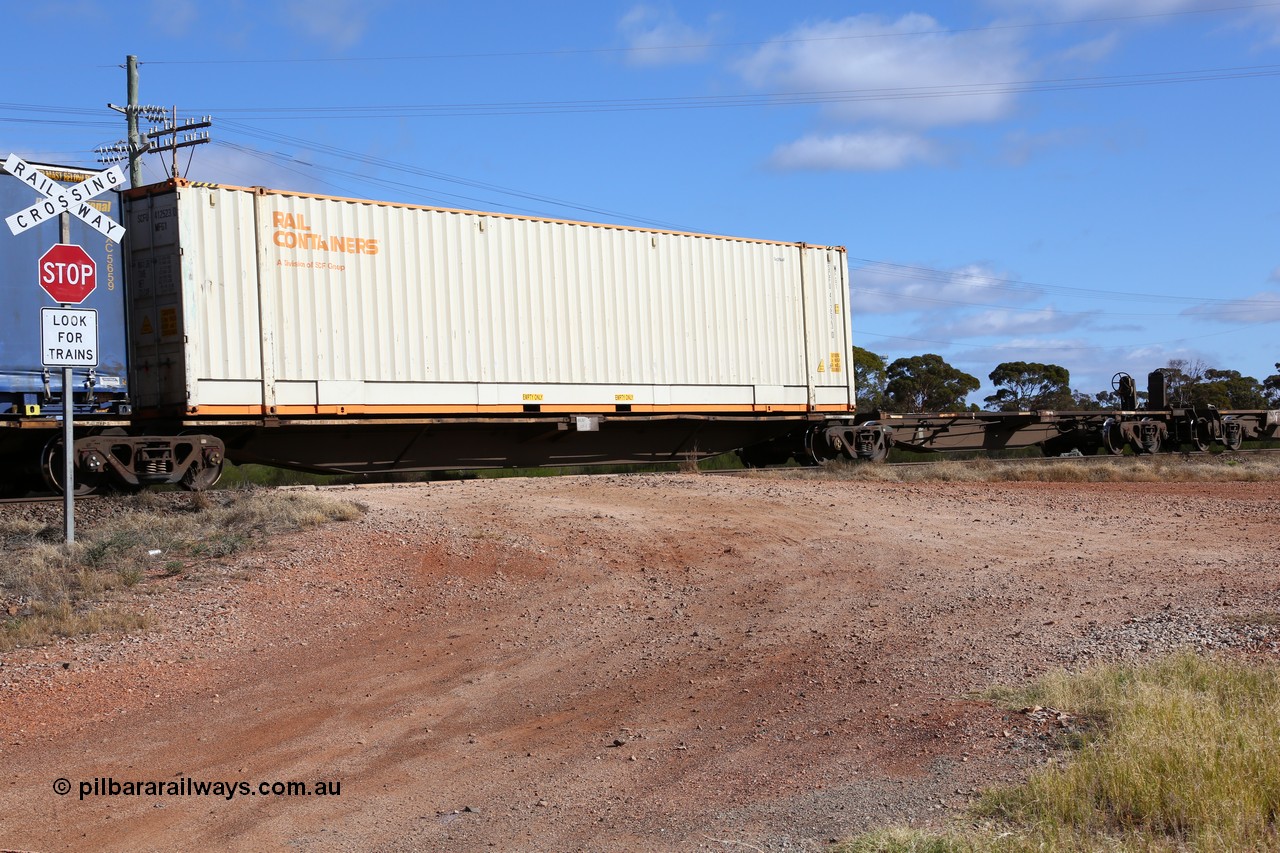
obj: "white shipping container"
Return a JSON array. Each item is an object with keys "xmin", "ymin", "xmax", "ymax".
[{"xmin": 125, "ymin": 183, "xmax": 853, "ymax": 418}]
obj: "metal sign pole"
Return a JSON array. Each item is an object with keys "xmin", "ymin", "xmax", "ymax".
[
  {"xmin": 59, "ymin": 214, "xmax": 74, "ymax": 545},
  {"xmin": 63, "ymin": 364, "xmax": 74, "ymax": 544}
]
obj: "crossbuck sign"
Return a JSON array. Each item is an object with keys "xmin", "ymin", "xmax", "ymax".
[{"xmin": 3, "ymin": 154, "xmax": 126, "ymax": 243}]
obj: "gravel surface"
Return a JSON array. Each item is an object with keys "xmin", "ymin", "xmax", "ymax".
[{"xmin": 0, "ymin": 474, "xmax": 1277, "ymax": 852}]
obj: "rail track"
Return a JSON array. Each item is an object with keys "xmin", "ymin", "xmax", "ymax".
[
  {"xmin": 707, "ymin": 445, "xmax": 1280, "ymax": 475},
  {"xmin": 1, "ymin": 446, "xmax": 1276, "ymax": 507},
  {"xmin": 871, "ymin": 446, "xmax": 1280, "ymax": 469},
  {"xmin": 0, "ymin": 494, "xmax": 100, "ymax": 507}
]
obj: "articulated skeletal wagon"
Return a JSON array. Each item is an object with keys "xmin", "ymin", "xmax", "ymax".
[{"xmin": 2, "ymin": 167, "xmax": 1276, "ymax": 495}]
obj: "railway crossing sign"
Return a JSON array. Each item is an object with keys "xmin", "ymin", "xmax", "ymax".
[
  {"xmin": 39, "ymin": 243, "xmax": 97, "ymax": 304},
  {"xmin": 41, "ymin": 307, "xmax": 98, "ymax": 367},
  {"xmin": 2, "ymin": 154, "xmax": 126, "ymax": 242}
]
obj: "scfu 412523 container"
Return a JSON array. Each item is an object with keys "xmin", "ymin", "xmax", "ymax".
[
  {"xmin": 0, "ymin": 161, "xmax": 132, "ymax": 494},
  {"xmin": 124, "ymin": 181, "xmax": 855, "ymax": 473}
]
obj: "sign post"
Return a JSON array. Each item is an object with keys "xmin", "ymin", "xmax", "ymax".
[
  {"xmin": 63, "ymin": 366, "xmax": 73, "ymax": 543},
  {"xmin": 38, "ymin": 248, "xmax": 100, "ymax": 544},
  {"xmin": 4, "ymin": 153, "xmax": 126, "ymax": 545},
  {"xmin": 41, "ymin": 302, "xmax": 99, "ymax": 545}
]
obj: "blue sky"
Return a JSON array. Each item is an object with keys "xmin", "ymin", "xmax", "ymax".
[{"xmin": 4, "ymin": 0, "xmax": 1278, "ymax": 403}]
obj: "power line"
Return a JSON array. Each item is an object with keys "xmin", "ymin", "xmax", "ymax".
[
  {"xmin": 197, "ymin": 134, "xmax": 1280, "ymax": 314},
  {"xmin": 215, "ymin": 121, "xmax": 698, "ymax": 231},
  {"xmin": 7, "ymin": 60, "xmax": 1273, "ymax": 127},
  {"xmin": 4, "ymin": 60, "xmax": 1276, "ymax": 128},
  {"xmin": 0, "ymin": 102, "xmax": 106, "ymax": 115},
  {"xmin": 173, "ymin": 135, "xmax": 1280, "ymax": 321},
  {"xmin": 214, "ymin": 140, "xmax": 608, "ymax": 219},
  {"xmin": 852, "ymin": 286, "xmax": 1280, "ymax": 317},
  {"xmin": 188, "ymin": 63, "xmax": 1280, "ymax": 119},
  {"xmin": 0, "ymin": 116, "xmax": 116, "ymax": 128},
  {"xmin": 6, "ymin": 53, "xmax": 1270, "ymax": 318},
  {"xmin": 853, "ymin": 322, "xmax": 1256, "ymax": 352}
]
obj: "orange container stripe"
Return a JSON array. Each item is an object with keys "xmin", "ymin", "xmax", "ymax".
[{"xmin": 185, "ymin": 403, "xmax": 847, "ymax": 417}]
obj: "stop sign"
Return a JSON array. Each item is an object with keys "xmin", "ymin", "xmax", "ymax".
[{"xmin": 38, "ymin": 243, "xmax": 96, "ymax": 305}]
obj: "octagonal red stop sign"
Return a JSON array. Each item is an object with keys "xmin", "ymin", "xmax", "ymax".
[{"xmin": 38, "ymin": 243, "xmax": 96, "ymax": 305}]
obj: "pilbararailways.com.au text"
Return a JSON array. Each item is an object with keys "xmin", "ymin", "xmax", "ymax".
[{"xmin": 54, "ymin": 776, "xmax": 342, "ymax": 801}]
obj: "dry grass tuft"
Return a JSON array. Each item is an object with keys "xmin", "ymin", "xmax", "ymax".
[
  {"xmin": 835, "ymin": 651, "xmax": 1280, "ymax": 852},
  {"xmin": 835, "ymin": 828, "xmax": 976, "ymax": 852},
  {"xmin": 1, "ymin": 603, "xmax": 148, "ymax": 649},
  {"xmin": 1, "ymin": 489, "xmax": 364, "ymax": 651},
  {"xmin": 979, "ymin": 652, "xmax": 1280, "ymax": 849}
]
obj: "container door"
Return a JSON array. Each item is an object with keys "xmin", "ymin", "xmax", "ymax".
[
  {"xmin": 125, "ymin": 190, "xmax": 186, "ymax": 411},
  {"xmin": 799, "ymin": 245, "xmax": 854, "ymax": 412}
]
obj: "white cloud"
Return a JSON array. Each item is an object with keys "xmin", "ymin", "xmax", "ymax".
[
  {"xmin": 1002, "ymin": 128, "xmax": 1088, "ymax": 166},
  {"xmin": 1182, "ymin": 292, "xmax": 1280, "ymax": 324},
  {"xmin": 617, "ymin": 6, "xmax": 711, "ymax": 66},
  {"xmin": 1052, "ymin": 31, "xmax": 1120, "ymax": 64},
  {"xmin": 921, "ymin": 307, "xmax": 1091, "ymax": 339},
  {"xmin": 1259, "ymin": 9, "xmax": 1280, "ymax": 47},
  {"xmin": 1004, "ymin": 0, "xmax": 1280, "ymax": 48},
  {"xmin": 738, "ymin": 14, "xmax": 1027, "ymax": 129},
  {"xmin": 851, "ymin": 261, "xmax": 1043, "ymax": 315},
  {"xmin": 947, "ymin": 338, "xmax": 1195, "ymax": 398},
  {"xmin": 149, "ymin": 0, "xmax": 199, "ymax": 37},
  {"xmin": 956, "ymin": 335, "xmax": 1097, "ymax": 359},
  {"xmin": 284, "ymin": 0, "xmax": 376, "ymax": 51},
  {"xmin": 988, "ymin": 0, "xmax": 1202, "ymax": 16},
  {"xmin": 769, "ymin": 131, "xmax": 939, "ymax": 171},
  {"xmin": 990, "ymin": 0, "xmax": 1280, "ymax": 46},
  {"xmin": 19, "ymin": 1, "xmax": 108, "ymax": 25}
]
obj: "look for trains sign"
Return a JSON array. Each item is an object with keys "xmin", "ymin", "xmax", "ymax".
[{"xmin": 2, "ymin": 154, "xmax": 126, "ymax": 242}]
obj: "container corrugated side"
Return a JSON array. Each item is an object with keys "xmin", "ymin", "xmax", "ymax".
[
  {"xmin": 1, "ymin": 163, "xmax": 128, "ymax": 411},
  {"xmin": 128, "ymin": 184, "xmax": 853, "ymax": 416}
]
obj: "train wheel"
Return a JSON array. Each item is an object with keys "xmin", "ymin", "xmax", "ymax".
[
  {"xmin": 180, "ymin": 458, "xmax": 224, "ymax": 491},
  {"xmin": 1191, "ymin": 417, "xmax": 1211, "ymax": 452},
  {"xmin": 176, "ymin": 431, "xmax": 225, "ymax": 491},
  {"xmin": 39, "ymin": 437, "xmax": 103, "ymax": 496},
  {"xmin": 793, "ymin": 428, "xmax": 833, "ymax": 467},
  {"xmin": 1102, "ymin": 418, "xmax": 1125, "ymax": 456}
]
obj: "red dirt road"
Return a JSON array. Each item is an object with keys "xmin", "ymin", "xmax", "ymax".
[{"xmin": 1, "ymin": 473, "xmax": 1277, "ymax": 851}]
